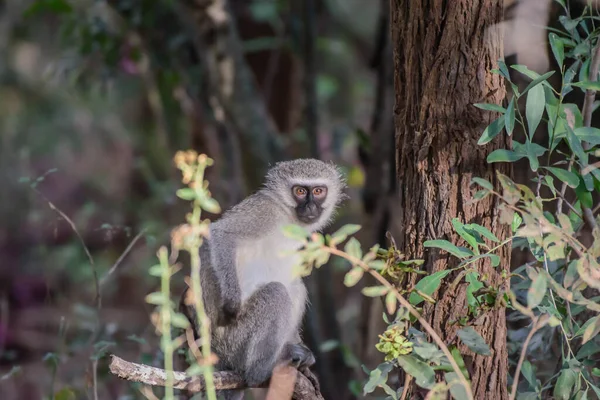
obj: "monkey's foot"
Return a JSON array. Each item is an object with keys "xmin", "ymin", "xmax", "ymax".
[{"xmin": 283, "ymin": 343, "xmax": 316, "ymax": 369}]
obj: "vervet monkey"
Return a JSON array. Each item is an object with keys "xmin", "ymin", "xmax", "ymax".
[{"xmin": 181, "ymin": 158, "xmax": 346, "ymax": 399}]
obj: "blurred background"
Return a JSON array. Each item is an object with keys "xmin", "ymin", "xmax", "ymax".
[{"xmin": 0, "ymin": 0, "xmax": 584, "ymax": 399}]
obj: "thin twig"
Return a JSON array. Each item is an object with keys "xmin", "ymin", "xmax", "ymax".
[
  {"xmin": 325, "ymin": 247, "xmax": 474, "ymax": 400},
  {"xmin": 555, "ymin": 191, "xmax": 584, "ymax": 219},
  {"xmin": 92, "ymin": 359, "xmax": 99, "ymax": 400},
  {"xmin": 99, "ymin": 229, "xmax": 147, "ymax": 287},
  {"xmin": 509, "ymin": 317, "xmax": 541, "ymax": 400},
  {"xmin": 33, "ymin": 188, "xmax": 100, "ymax": 309}
]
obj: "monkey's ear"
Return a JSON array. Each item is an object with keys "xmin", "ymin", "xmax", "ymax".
[{"xmin": 339, "ymin": 192, "xmax": 351, "ymax": 201}]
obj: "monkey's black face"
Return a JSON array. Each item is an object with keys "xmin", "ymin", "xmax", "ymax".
[{"xmin": 292, "ymin": 185, "xmax": 328, "ymax": 224}]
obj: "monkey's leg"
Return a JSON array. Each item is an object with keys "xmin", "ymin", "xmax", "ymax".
[
  {"xmin": 224, "ymin": 281, "xmax": 294, "ymax": 385},
  {"xmin": 217, "ymin": 282, "xmax": 294, "ymax": 400}
]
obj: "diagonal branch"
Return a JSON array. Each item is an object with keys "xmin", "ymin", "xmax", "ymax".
[{"xmin": 108, "ymin": 355, "xmax": 324, "ymax": 400}]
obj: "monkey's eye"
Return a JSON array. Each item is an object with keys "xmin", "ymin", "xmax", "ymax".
[
  {"xmin": 312, "ymin": 187, "xmax": 327, "ymax": 198},
  {"xmin": 293, "ymin": 186, "xmax": 307, "ymax": 197}
]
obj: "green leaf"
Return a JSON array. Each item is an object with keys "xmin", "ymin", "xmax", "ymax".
[
  {"xmin": 452, "ymin": 218, "xmax": 480, "ymax": 253},
  {"xmin": 171, "ymin": 312, "xmax": 191, "ymax": 329},
  {"xmin": 566, "ymin": 126, "xmax": 587, "ymax": 163},
  {"xmin": 363, "ymin": 363, "xmax": 394, "ymax": 394},
  {"xmin": 549, "ymin": 33, "xmax": 565, "ymax": 69},
  {"xmin": 199, "ymin": 197, "xmax": 221, "ymax": 214},
  {"xmin": 344, "ymin": 267, "xmax": 364, "ymax": 287},
  {"xmin": 520, "ymin": 70, "xmax": 555, "ymax": 95},
  {"xmin": 553, "ymin": 369, "xmax": 577, "ymax": 400},
  {"xmin": 457, "ymin": 327, "xmax": 491, "ymax": 355},
  {"xmin": 345, "ymin": 237, "xmax": 363, "ymax": 260},
  {"xmin": 385, "ymin": 291, "xmax": 397, "ymax": 314},
  {"xmin": 487, "ymin": 149, "xmax": 525, "ymax": 163},
  {"xmin": 361, "ymin": 286, "xmax": 388, "ymax": 297},
  {"xmin": 176, "ymin": 188, "xmax": 196, "ymax": 200},
  {"xmin": 576, "ymin": 179, "xmax": 593, "ymax": 208},
  {"xmin": 484, "ymin": 253, "xmax": 501, "ymax": 267},
  {"xmin": 397, "ymin": 355, "xmax": 436, "ymax": 389},
  {"xmin": 526, "ymin": 83, "xmax": 545, "ymax": 137},
  {"xmin": 450, "ymin": 346, "xmax": 470, "ymax": 379},
  {"xmin": 505, "ymin": 98, "xmax": 515, "ymax": 135},
  {"xmin": 368, "ymin": 260, "xmax": 386, "ymax": 270},
  {"xmin": 521, "ymin": 360, "xmax": 537, "ymax": 389},
  {"xmin": 409, "ymin": 270, "xmax": 451, "ymax": 306},
  {"xmin": 424, "ymin": 240, "xmax": 473, "ymax": 259},
  {"xmin": 478, "ymin": 115, "xmax": 505, "ymax": 145},
  {"xmin": 445, "ymin": 372, "xmax": 469, "ymax": 400},
  {"xmin": 572, "ymin": 80, "xmax": 600, "ymax": 91},
  {"xmin": 544, "ymin": 167, "xmax": 579, "ymax": 188},
  {"xmin": 474, "ymin": 103, "xmax": 506, "ymax": 113},
  {"xmin": 148, "ymin": 264, "xmax": 163, "ymax": 277},
  {"xmin": 471, "ymin": 177, "xmax": 493, "ymax": 191},
  {"xmin": 282, "ymin": 224, "xmax": 309, "ymax": 241},
  {"xmin": 498, "ymin": 59, "xmax": 511, "ymax": 80},
  {"xmin": 525, "ymin": 141, "xmax": 542, "ymax": 171},
  {"xmin": 331, "ymin": 224, "xmax": 361, "ymax": 244},
  {"xmin": 465, "ymin": 224, "xmax": 500, "ymax": 243},
  {"xmin": 527, "ymin": 273, "xmax": 547, "ymax": 309},
  {"xmin": 574, "ymin": 127, "xmax": 600, "ymax": 145},
  {"xmin": 564, "ymin": 260, "xmax": 578, "ymax": 289},
  {"xmin": 145, "ymin": 292, "xmax": 168, "ymax": 306},
  {"xmin": 512, "ymin": 213, "xmax": 523, "ymax": 233},
  {"xmin": 582, "ymin": 315, "xmax": 600, "ymax": 344}
]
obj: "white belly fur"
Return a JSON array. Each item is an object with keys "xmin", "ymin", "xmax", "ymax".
[{"xmin": 236, "ymin": 234, "xmax": 308, "ymax": 331}]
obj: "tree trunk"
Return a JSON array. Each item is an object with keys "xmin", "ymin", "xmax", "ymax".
[{"xmin": 390, "ymin": 1, "xmax": 510, "ymax": 398}]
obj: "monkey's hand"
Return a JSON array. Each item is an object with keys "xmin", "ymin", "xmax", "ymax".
[{"xmin": 216, "ymin": 296, "xmax": 241, "ymax": 326}]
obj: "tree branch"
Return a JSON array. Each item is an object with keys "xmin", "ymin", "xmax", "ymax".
[
  {"xmin": 172, "ymin": 0, "xmax": 283, "ymax": 183},
  {"xmin": 108, "ymin": 355, "xmax": 324, "ymax": 400}
]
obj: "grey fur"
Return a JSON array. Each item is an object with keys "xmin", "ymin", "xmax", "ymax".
[{"xmin": 181, "ymin": 159, "xmax": 345, "ymax": 399}]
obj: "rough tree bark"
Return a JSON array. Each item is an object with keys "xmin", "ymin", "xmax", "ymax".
[{"xmin": 390, "ymin": 1, "xmax": 510, "ymax": 398}]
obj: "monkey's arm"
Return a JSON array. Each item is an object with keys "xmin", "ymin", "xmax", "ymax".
[
  {"xmin": 207, "ymin": 227, "xmax": 242, "ymax": 326},
  {"xmin": 209, "ymin": 192, "xmax": 282, "ymax": 326}
]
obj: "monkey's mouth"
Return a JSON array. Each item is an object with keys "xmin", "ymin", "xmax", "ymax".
[{"xmin": 297, "ymin": 213, "xmax": 320, "ymax": 224}]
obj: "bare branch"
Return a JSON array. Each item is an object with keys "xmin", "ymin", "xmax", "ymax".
[
  {"xmin": 33, "ymin": 188, "xmax": 100, "ymax": 309},
  {"xmin": 108, "ymin": 355, "xmax": 324, "ymax": 400},
  {"xmin": 100, "ymin": 229, "xmax": 146, "ymax": 287}
]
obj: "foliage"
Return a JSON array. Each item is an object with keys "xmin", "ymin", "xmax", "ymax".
[
  {"xmin": 291, "ymin": 2, "xmax": 600, "ymax": 398},
  {"xmin": 145, "ymin": 151, "xmax": 220, "ymax": 400}
]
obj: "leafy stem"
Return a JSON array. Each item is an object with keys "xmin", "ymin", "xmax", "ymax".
[{"xmin": 324, "ymin": 245, "xmax": 474, "ymax": 400}]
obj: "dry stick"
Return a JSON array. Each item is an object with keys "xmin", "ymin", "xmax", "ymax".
[
  {"xmin": 108, "ymin": 355, "xmax": 324, "ymax": 400},
  {"xmin": 100, "ymin": 229, "xmax": 147, "ymax": 286},
  {"xmin": 325, "ymin": 247, "xmax": 474, "ymax": 400},
  {"xmin": 509, "ymin": 317, "xmax": 541, "ymax": 400},
  {"xmin": 92, "ymin": 360, "xmax": 99, "ymax": 400}
]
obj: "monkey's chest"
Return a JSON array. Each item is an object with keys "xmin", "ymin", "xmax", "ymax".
[{"xmin": 235, "ymin": 236, "xmax": 303, "ymax": 302}]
